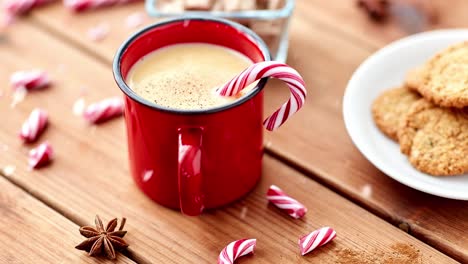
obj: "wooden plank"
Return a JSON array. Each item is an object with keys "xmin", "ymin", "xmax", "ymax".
[
  {"xmin": 0, "ymin": 20, "xmax": 459, "ymax": 263},
  {"xmin": 31, "ymin": 2, "xmax": 153, "ymax": 62},
  {"xmin": 297, "ymin": 0, "xmax": 468, "ymax": 49},
  {"xmin": 21, "ymin": 1, "xmax": 468, "ymax": 262},
  {"xmin": 0, "ymin": 177, "xmax": 135, "ymax": 263}
]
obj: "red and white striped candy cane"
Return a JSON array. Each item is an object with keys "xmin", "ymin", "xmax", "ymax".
[
  {"xmin": 3, "ymin": 0, "xmax": 53, "ymax": 19},
  {"xmin": 266, "ymin": 185, "xmax": 307, "ymax": 219},
  {"xmin": 19, "ymin": 108, "xmax": 48, "ymax": 143},
  {"xmin": 10, "ymin": 70, "xmax": 50, "ymax": 91},
  {"xmin": 28, "ymin": 142, "xmax": 53, "ymax": 169},
  {"xmin": 298, "ymin": 227, "xmax": 336, "ymax": 256},
  {"xmin": 83, "ymin": 97, "xmax": 124, "ymax": 124},
  {"xmin": 217, "ymin": 61, "xmax": 306, "ymax": 131},
  {"xmin": 218, "ymin": 238, "xmax": 256, "ymax": 264},
  {"xmin": 64, "ymin": 0, "xmax": 140, "ymax": 12}
]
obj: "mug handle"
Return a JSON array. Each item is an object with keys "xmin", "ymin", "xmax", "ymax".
[{"xmin": 178, "ymin": 127, "xmax": 204, "ymax": 216}]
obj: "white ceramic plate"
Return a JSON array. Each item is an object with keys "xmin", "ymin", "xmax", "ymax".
[{"xmin": 343, "ymin": 30, "xmax": 468, "ymax": 200}]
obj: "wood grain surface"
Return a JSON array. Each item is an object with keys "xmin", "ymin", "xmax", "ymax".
[
  {"xmin": 0, "ymin": 177, "xmax": 135, "ymax": 263},
  {"xmin": 16, "ymin": 0, "xmax": 468, "ymax": 262},
  {"xmin": 0, "ymin": 19, "xmax": 460, "ymax": 263},
  {"xmin": 304, "ymin": 0, "xmax": 468, "ymax": 48}
]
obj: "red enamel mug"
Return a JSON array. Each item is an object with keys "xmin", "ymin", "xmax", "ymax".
[{"xmin": 113, "ymin": 17, "xmax": 270, "ymax": 216}]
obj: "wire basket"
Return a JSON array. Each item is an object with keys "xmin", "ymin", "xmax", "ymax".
[{"xmin": 145, "ymin": 0, "xmax": 295, "ymax": 62}]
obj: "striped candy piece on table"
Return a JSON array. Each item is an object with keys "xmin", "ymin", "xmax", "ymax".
[
  {"xmin": 83, "ymin": 97, "xmax": 124, "ymax": 124},
  {"xmin": 217, "ymin": 61, "xmax": 306, "ymax": 131},
  {"xmin": 19, "ymin": 108, "xmax": 48, "ymax": 143},
  {"xmin": 29, "ymin": 142, "xmax": 53, "ymax": 169},
  {"xmin": 266, "ymin": 185, "xmax": 307, "ymax": 219},
  {"xmin": 298, "ymin": 227, "xmax": 336, "ymax": 256},
  {"xmin": 87, "ymin": 23, "xmax": 110, "ymax": 42},
  {"xmin": 3, "ymin": 0, "xmax": 54, "ymax": 23},
  {"xmin": 218, "ymin": 238, "xmax": 256, "ymax": 264},
  {"xmin": 64, "ymin": 0, "xmax": 140, "ymax": 12},
  {"xmin": 10, "ymin": 70, "xmax": 50, "ymax": 91}
]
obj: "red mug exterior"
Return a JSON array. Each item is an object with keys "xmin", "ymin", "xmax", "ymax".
[{"xmin": 113, "ymin": 18, "xmax": 270, "ymax": 215}]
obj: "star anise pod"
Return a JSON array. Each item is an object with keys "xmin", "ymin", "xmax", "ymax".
[{"xmin": 75, "ymin": 215, "xmax": 129, "ymax": 259}]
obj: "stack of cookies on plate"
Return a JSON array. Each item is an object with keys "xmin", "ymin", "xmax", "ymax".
[{"xmin": 372, "ymin": 41, "xmax": 468, "ymax": 176}]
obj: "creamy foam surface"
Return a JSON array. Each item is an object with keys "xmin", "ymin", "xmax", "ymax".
[{"xmin": 126, "ymin": 43, "xmax": 255, "ymax": 110}]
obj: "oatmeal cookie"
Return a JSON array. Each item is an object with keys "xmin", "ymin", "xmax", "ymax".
[
  {"xmin": 405, "ymin": 66, "xmax": 425, "ymax": 91},
  {"xmin": 398, "ymin": 99, "xmax": 468, "ymax": 176},
  {"xmin": 416, "ymin": 42, "xmax": 468, "ymax": 108},
  {"xmin": 372, "ymin": 86, "xmax": 421, "ymax": 141}
]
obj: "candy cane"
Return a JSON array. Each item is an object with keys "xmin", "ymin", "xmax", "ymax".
[
  {"xmin": 29, "ymin": 142, "xmax": 53, "ymax": 168},
  {"xmin": 83, "ymin": 97, "xmax": 124, "ymax": 124},
  {"xmin": 19, "ymin": 108, "xmax": 48, "ymax": 143},
  {"xmin": 218, "ymin": 238, "xmax": 256, "ymax": 264},
  {"xmin": 10, "ymin": 70, "xmax": 50, "ymax": 91},
  {"xmin": 64, "ymin": 0, "xmax": 140, "ymax": 12},
  {"xmin": 217, "ymin": 61, "xmax": 306, "ymax": 131},
  {"xmin": 298, "ymin": 227, "xmax": 336, "ymax": 256},
  {"xmin": 266, "ymin": 185, "xmax": 307, "ymax": 219}
]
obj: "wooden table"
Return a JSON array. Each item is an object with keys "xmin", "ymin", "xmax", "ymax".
[{"xmin": 1, "ymin": 1, "xmax": 467, "ymax": 263}]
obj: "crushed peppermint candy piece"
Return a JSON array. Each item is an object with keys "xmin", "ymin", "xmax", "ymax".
[
  {"xmin": 267, "ymin": 185, "xmax": 307, "ymax": 219},
  {"xmin": 28, "ymin": 142, "xmax": 53, "ymax": 169},
  {"xmin": 299, "ymin": 227, "xmax": 336, "ymax": 256},
  {"xmin": 83, "ymin": 97, "xmax": 124, "ymax": 124},
  {"xmin": 3, "ymin": 0, "xmax": 54, "ymax": 23},
  {"xmin": 10, "ymin": 69, "xmax": 50, "ymax": 91},
  {"xmin": 87, "ymin": 22, "xmax": 109, "ymax": 42},
  {"xmin": 218, "ymin": 238, "xmax": 256, "ymax": 264},
  {"xmin": 19, "ymin": 108, "xmax": 48, "ymax": 143}
]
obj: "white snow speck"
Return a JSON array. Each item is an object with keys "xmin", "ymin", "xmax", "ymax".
[
  {"xmin": 10, "ymin": 86, "xmax": 27, "ymax": 108},
  {"xmin": 73, "ymin": 97, "xmax": 86, "ymax": 116},
  {"xmin": 2, "ymin": 165, "xmax": 16, "ymax": 176},
  {"xmin": 361, "ymin": 184, "xmax": 372, "ymax": 198},
  {"xmin": 240, "ymin": 206, "xmax": 248, "ymax": 219}
]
